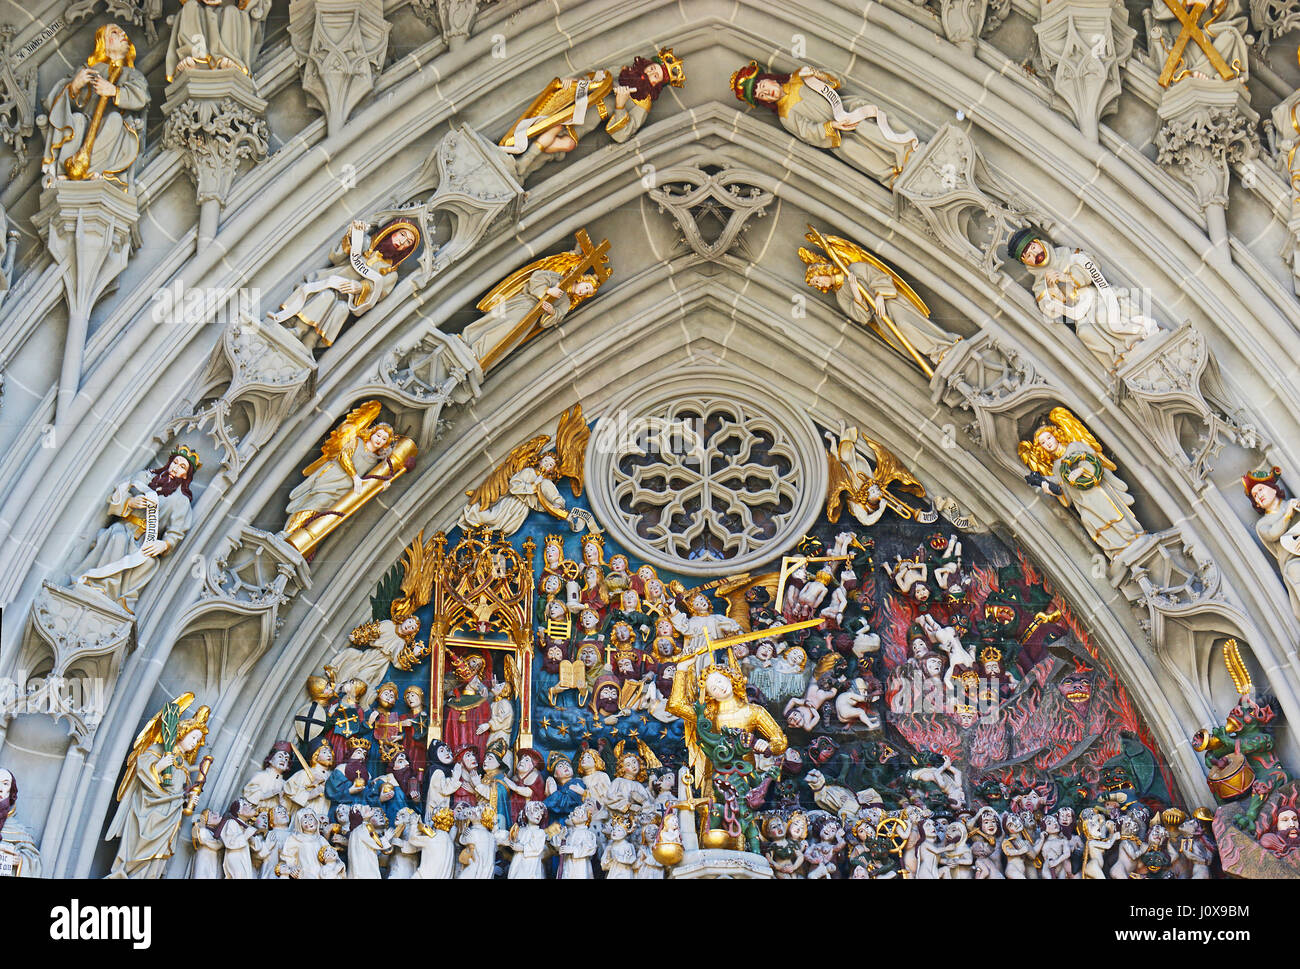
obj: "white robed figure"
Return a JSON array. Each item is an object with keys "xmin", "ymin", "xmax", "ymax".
[
  {"xmin": 1009, "ymin": 229, "xmax": 1160, "ymax": 372},
  {"xmin": 72, "ymin": 447, "xmax": 199, "ymax": 612},
  {"xmin": 459, "ymin": 404, "xmax": 591, "ymax": 537},
  {"xmin": 669, "ymin": 591, "xmax": 743, "ymax": 677},
  {"xmin": 281, "ymin": 402, "xmax": 398, "ymax": 535},
  {"xmin": 42, "ymin": 25, "xmax": 149, "ymax": 188},
  {"xmin": 190, "ymin": 813, "xmax": 223, "ymax": 878},
  {"xmin": 1019, "ymin": 407, "xmax": 1146, "ymax": 559},
  {"xmin": 409, "ymin": 809, "xmax": 457, "ymax": 879},
  {"xmin": 458, "ymin": 246, "xmax": 605, "ymax": 373},
  {"xmin": 268, "ymin": 220, "xmax": 419, "ymax": 349},
  {"xmin": 106, "ymin": 695, "xmax": 211, "ymax": 879},
  {"xmin": 500, "ymin": 800, "xmax": 550, "ymax": 879},
  {"xmin": 732, "ymin": 62, "xmax": 919, "ymax": 185},
  {"xmin": 275, "ymin": 808, "xmax": 329, "ymax": 879},
  {"xmin": 166, "ymin": 0, "xmax": 272, "ymax": 80}
]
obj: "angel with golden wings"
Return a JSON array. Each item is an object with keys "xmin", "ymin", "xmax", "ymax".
[
  {"xmin": 459, "ymin": 240, "xmax": 609, "ymax": 373},
  {"xmin": 281, "ymin": 401, "xmax": 417, "ymax": 547},
  {"xmin": 459, "ymin": 404, "xmax": 590, "ymax": 537},
  {"xmin": 106, "ymin": 693, "xmax": 212, "ymax": 879},
  {"xmin": 825, "ymin": 425, "xmax": 927, "ymax": 527},
  {"xmin": 800, "ymin": 226, "xmax": 959, "ymax": 378},
  {"xmin": 1018, "ymin": 406, "xmax": 1146, "ymax": 557},
  {"xmin": 499, "ymin": 47, "xmax": 685, "ymax": 181}
]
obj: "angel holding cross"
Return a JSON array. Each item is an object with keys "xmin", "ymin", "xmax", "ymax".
[{"xmin": 457, "ymin": 229, "xmax": 612, "ymax": 373}]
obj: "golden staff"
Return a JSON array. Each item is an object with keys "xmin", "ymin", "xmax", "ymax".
[
  {"xmin": 65, "ymin": 61, "xmax": 124, "ymax": 180},
  {"xmin": 806, "ymin": 223, "xmax": 933, "ymax": 378}
]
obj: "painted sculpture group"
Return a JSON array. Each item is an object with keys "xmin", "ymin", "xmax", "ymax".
[{"xmin": 3, "ymin": 8, "xmax": 1296, "ymax": 885}]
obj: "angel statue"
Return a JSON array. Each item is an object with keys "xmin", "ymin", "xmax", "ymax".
[
  {"xmin": 730, "ymin": 61, "xmax": 919, "ymax": 187},
  {"xmin": 281, "ymin": 401, "xmax": 418, "ymax": 556},
  {"xmin": 825, "ymin": 425, "xmax": 927, "ymax": 526},
  {"xmin": 1243, "ymin": 466, "xmax": 1300, "ymax": 622},
  {"xmin": 1018, "ymin": 407, "xmax": 1146, "ymax": 558},
  {"xmin": 459, "ymin": 403, "xmax": 591, "ymax": 537},
  {"xmin": 800, "ymin": 226, "xmax": 959, "ymax": 378},
  {"xmin": 665, "ymin": 659, "xmax": 786, "ymax": 849},
  {"xmin": 333, "ymin": 532, "xmax": 438, "ymax": 696},
  {"xmin": 457, "ymin": 229, "xmax": 612, "ymax": 373},
  {"xmin": 166, "ymin": 0, "xmax": 272, "ymax": 81},
  {"xmin": 41, "ymin": 24, "xmax": 150, "ymax": 188},
  {"xmin": 499, "ymin": 47, "xmax": 685, "ymax": 181},
  {"xmin": 267, "ymin": 218, "xmax": 421, "ymax": 350},
  {"xmin": 71, "ymin": 445, "xmax": 201, "ymax": 612},
  {"xmin": 1007, "ymin": 228, "xmax": 1161, "ymax": 374},
  {"xmin": 106, "ymin": 693, "xmax": 213, "ymax": 878}
]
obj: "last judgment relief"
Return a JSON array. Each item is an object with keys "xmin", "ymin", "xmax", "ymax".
[{"xmin": 3, "ymin": 0, "xmax": 1300, "ymax": 889}]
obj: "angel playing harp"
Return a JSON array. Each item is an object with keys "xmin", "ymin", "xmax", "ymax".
[
  {"xmin": 1018, "ymin": 406, "xmax": 1146, "ymax": 558},
  {"xmin": 825, "ymin": 425, "xmax": 927, "ymax": 526},
  {"xmin": 459, "ymin": 404, "xmax": 590, "ymax": 537},
  {"xmin": 281, "ymin": 400, "xmax": 416, "ymax": 540},
  {"xmin": 106, "ymin": 693, "xmax": 212, "ymax": 879},
  {"xmin": 800, "ymin": 226, "xmax": 959, "ymax": 377},
  {"xmin": 459, "ymin": 235, "xmax": 610, "ymax": 373}
]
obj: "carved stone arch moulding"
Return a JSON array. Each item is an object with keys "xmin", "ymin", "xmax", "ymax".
[{"xmin": 585, "ymin": 366, "xmax": 827, "ymax": 576}]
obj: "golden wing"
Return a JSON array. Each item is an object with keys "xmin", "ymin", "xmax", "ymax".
[
  {"xmin": 553, "ymin": 403, "xmax": 590, "ymax": 497},
  {"xmin": 1048, "ymin": 406, "xmax": 1116, "ymax": 470},
  {"xmin": 476, "ymin": 252, "xmax": 585, "ymax": 315},
  {"xmin": 464, "ymin": 435, "xmax": 550, "ymax": 509},
  {"xmin": 1017, "ymin": 439, "xmax": 1054, "ymax": 478},
  {"xmin": 807, "ymin": 230, "xmax": 931, "ymax": 317},
  {"xmin": 825, "ymin": 445, "xmax": 857, "ymax": 524},
  {"xmin": 302, "ymin": 400, "xmax": 383, "ymax": 478},
  {"xmin": 393, "ymin": 531, "xmax": 441, "ymax": 619},
  {"xmin": 116, "ymin": 692, "xmax": 195, "ymax": 802},
  {"xmin": 503, "ymin": 654, "xmax": 520, "ymax": 702},
  {"xmin": 861, "ymin": 433, "xmax": 926, "ymax": 498}
]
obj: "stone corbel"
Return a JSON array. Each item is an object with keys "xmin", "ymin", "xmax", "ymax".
[
  {"xmin": 288, "ymin": 0, "xmax": 391, "ymax": 137},
  {"xmin": 1154, "ymin": 77, "xmax": 1259, "ymax": 252},
  {"xmin": 1034, "ymin": 0, "xmax": 1136, "ymax": 142},
  {"xmin": 1, "ymin": 582, "xmax": 137, "ymax": 753},
  {"xmin": 352, "ymin": 323, "xmax": 483, "ymax": 451},
  {"xmin": 894, "ymin": 123, "xmax": 1032, "ymax": 279},
  {"xmin": 408, "ymin": 0, "xmax": 489, "ymax": 48},
  {"xmin": 172, "ymin": 527, "xmax": 311, "ymax": 696},
  {"xmin": 161, "ymin": 68, "xmax": 269, "ymax": 245},
  {"xmin": 32, "ymin": 179, "xmax": 140, "ymax": 424},
  {"xmin": 929, "ymin": 332, "xmax": 1050, "ymax": 457},
  {"xmin": 1113, "ymin": 525, "xmax": 1252, "ymax": 727},
  {"xmin": 1115, "ymin": 322, "xmax": 1261, "ymax": 484},
  {"xmin": 395, "ymin": 124, "xmax": 525, "ymax": 285},
  {"xmin": 156, "ymin": 318, "xmax": 317, "ymax": 488}
]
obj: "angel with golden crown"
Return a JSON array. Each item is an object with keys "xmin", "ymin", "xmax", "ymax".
[
  {"xmin": 458, "ymin": 229, "xmax": 612, "ymax": 373},
  {"xmin": 281, "ymin": 401, "xmax": 417, "ymax": 555},
  {"xmin": 1018, "ymin": 406, "xmax": 1146, "ymax": 558},
  {"xmin": 268, "ymin": 218, "xmax": 420, "ymax": 350},
  {"xmin": 459, "ymin": 404, "xmax": 590, "ymax": 537},
  {"xmin": 499, "ymin": 47, "xmax": 685, "ymax": 181},
  {"xmin": 800, "ymin": 226, "xmax": 959, "ymax": 378},
  {"xmin": 106, "ymin": 693, "xmax": 212, "ymax": 878}
]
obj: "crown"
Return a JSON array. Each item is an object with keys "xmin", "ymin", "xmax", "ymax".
[
  {"xmin": 1243, "ymin": 465, "xmax": 1282, "ymax": 498},
  {"xmin": 169, "ymin": 444, "xmax": 202, "ymax": 471},
  {"xmin": 730, "ymin": 60, "xmax": 760, "ymax": 104},
  {"xmin": 582, "ymin": 532, "xmax": 605, "ymax": 552},
  {"xmin": 979, "ymin": 645, "xmax": 1003, "ymax": 664},
  {"xmin": 655, "ymin": 47, "xmax": 686, "ymax": 87},
  {"xmin": 544, "ymin": 533, "xmax": 566, "ymax": 550},
  {"xmin": 348, "ymin": 736, "xmax": 372, "ymax": 751}
]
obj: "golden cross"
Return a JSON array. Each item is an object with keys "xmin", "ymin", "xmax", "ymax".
[{"xmin": 1156, "ymin": 0, "xmax": 1237, "ymax": 87}]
